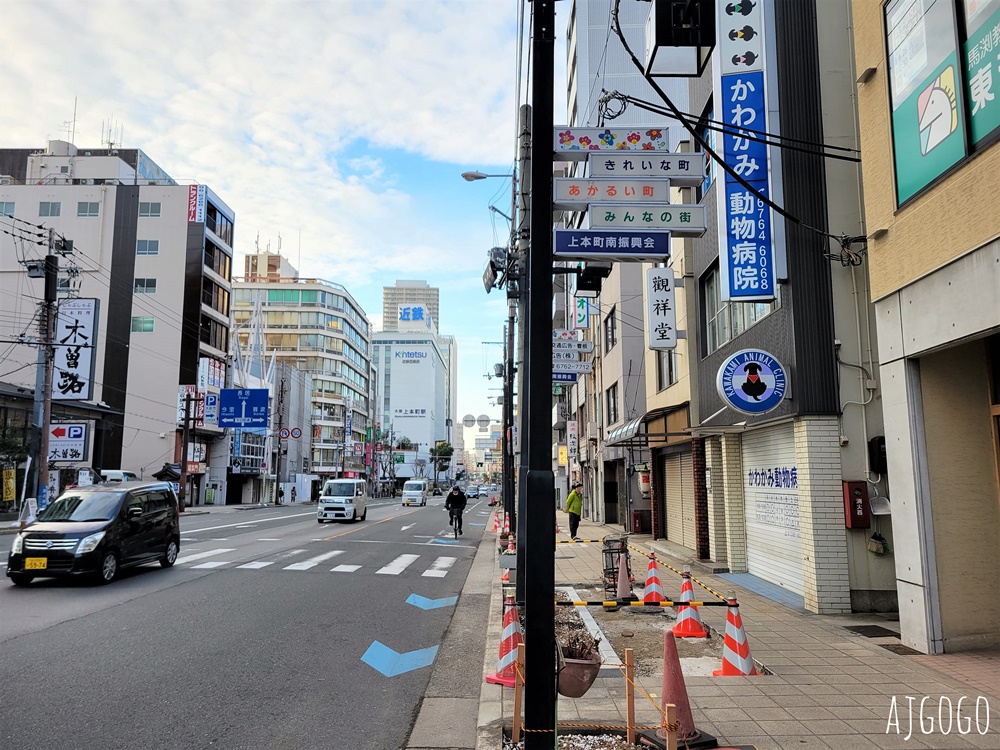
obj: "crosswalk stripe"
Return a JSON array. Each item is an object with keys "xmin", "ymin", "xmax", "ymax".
[
  {"xmin": 176, "ymin": 548, "xmax": 236, "ymax": 564},
  {"xmin": 331, "ymin": 564, "xmax": 362, "ymax": 573},
  {"xmin": 284, "ymin": 551, "xmax": 344, "ymax": 571},
  {"xmin": 190, "ymin": 561, "xmax": 230, "ymax": 569},
  {"xmin": 422, "ymin": 557, "xmax": 457, "ymax": 578},
  {"xmin": 376, "ymin": 554, "xmax": 420, "ymax": 575},
  {"xmin": 236, "ymin": 561, "xmax": 274, "ymax": 569}
]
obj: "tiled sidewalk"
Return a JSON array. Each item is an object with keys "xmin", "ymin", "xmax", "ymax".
[{"xmin": 479, "ymin": 512, "xmax": 1000, "ymax": 749}]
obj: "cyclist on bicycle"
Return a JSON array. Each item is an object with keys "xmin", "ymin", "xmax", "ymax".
[{"xmin": 445, "ymin": 485, "xmax": 468, "ymax": 535}]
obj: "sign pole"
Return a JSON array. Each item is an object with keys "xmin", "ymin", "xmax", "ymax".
[
  {"xmin": 179, "ymin": 393, "xmax": 192, "ymax": 512},
  {"xmin": 273, "ymin": 372, "xmax": 285, "ymax": 504},
  {"xmin": 33, "ymin": 250, "xmax": 58, "ymax": 504}
]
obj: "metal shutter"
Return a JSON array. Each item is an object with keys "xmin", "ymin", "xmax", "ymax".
[
  {"xmin": 741, "ymin": 425, "xmax": 803, "ymax": 595},
  {"xmin": 680, "ymin": 453, "xmax": 696, "ymax": 550},
  {"xmin": 662, "ymin": 455, "xmax": 684, "ymax": 547}
]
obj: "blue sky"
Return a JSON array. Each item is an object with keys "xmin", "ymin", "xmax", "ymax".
[{"xmin": 0, "ymin": 0, "xmax": 573, "ymax": 427}]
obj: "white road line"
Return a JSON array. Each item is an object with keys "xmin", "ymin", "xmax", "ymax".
[
  {"xmin": 376, "ymin": 554, "xmax": 420, "ymax": 575},
  {"xmin": 331, "ymin": 564, "xmax": 361, "ymax": 573},
  {"xmin": 236, "ymin": 561, "xmax": 274, "ymax": 569},
  {"xmin": 190, "ymin": 561, "xmax": 230, "ymax": 569},
  {"xmin": 176, "ymin": 548, "xmax": 236, "ymax": 564},
  {"xmin": 401, "ymin": 524, "xmax": 416, "ymax": 531},
  {"xmin": 422, "ymin": 557, "xmax": 457, "ymax": 578},
  {"xmin": 257, "ymin": 538, "xmax": 282, "ymax": 541},
  {"xmin": 284, "ymin": 551, "xmax": 344, "ymax": 571},
  {"xmin": 180, "ymin": 511, "xmax": 315, "ymax": 535}
]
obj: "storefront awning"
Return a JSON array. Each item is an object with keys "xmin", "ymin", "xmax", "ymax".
[{"xmin": 604, "ymin": 404, "xmax": 691, "ymax": 447}]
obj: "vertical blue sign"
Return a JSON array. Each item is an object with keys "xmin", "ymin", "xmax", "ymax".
[{"xmin": 720, "ymin": 70, "xmax": 774, "ymax": 301}]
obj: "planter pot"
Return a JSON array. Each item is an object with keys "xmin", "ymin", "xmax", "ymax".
[{"xmin": 557, "ymin": 655, "xmax": 602, "ymax": 698}]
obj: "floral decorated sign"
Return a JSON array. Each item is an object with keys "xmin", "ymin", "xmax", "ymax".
[{"xmin": 553, "ymin": 127, "xmax": 671, "ymax": 160}]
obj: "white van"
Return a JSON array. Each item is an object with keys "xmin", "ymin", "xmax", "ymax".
[
  {"xmin": 401, "ymin": 480, "xmax": 429, "ymax": 507},
  {"xmin": 100, "ymin": 470, "xmax": 139, "ymax": 483},
  {"xmin": 317, "ymin": 478, "xmax": 369, "ymax": 523}
]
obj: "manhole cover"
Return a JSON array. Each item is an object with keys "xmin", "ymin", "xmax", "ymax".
[
  {"xmin": 845, "ymin": 625, "xmax": 900, "ymax": 638},
  {"xmin": 881, "ymin": 643, "xmax": 922, "ymax": 655}
]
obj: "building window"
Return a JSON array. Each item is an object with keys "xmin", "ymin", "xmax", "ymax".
[
  {"xmin": 703, "ymin": 265, "xmax": 779, "ymax": 355},
  {"xmin": 884, "ymin": 0, "xmax": 1000, "ymax": 204},
  {"xmin": 134, "ymin": 278, "xmax": 157, "ymax": 294},
  {"xmin": 136, "ymin": 239, "xmax": 159, "ymax": 256},
  {"xmin": 206, "ymin": 203, "xmax": 234, "ymax": 246},
  {"xmin": 604, "ymin": 307, "xmax": 617, "ymax": 353},
  {"xmin": 0, "ymin": 202, "xmax": 14, "ymax": 217},
  {"xmin": 656, "ymin": 349, "xmax": 677, "ymax": 391},
  {"xmin": 39, "ymin": 202, "xmax": 61, "ymax": 217},
  {"xmin": 139, "ymin": 202, "xmax": 161, "ymax": 218},
  {"xmin": 77, "ymin": 202, "xmax": 100, "ymax": 218},
  {"xmin": 200, "ymin": 317, "xmax": 229, "ymax": 351},
  {"xmin": 131, "ymin": 316, "xmax": 154, "ymax": 332},
  {"xmin": 204, "ymin": 239, "xmax": 231, "ymax": 281},
  {"xmin": 605, "ymin": 383, "xmax": 619, "ymax": 425}
]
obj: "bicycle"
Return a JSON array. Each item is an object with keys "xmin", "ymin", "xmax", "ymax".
[{"xmin": 448, "ymin": 507, "xmax": 463, "ymax": 540}]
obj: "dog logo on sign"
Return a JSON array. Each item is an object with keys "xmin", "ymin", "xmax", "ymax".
[{"xmin": 716, "ymin": 349, "xmax": 788, "ymax": 416}]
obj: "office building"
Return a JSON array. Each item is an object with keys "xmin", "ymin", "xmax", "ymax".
[{"xmin": 381, "ymin": 280, "xmax": 440, "ymax": 333}]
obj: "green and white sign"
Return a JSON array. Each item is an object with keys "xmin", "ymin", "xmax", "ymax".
[
  {"xmin": 964, "ymin": 6, "xmax": 1000, "ymax": 144},
  {"xmin": 891, "ymin": 54, "xmax": 966, "ymax": 204}
]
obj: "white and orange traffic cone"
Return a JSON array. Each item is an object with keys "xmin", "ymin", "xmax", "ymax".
[
  {"xmin": 503, "ymin": 513, "xmax": 510, "ymax": 535},
  {"xmin": 672, "ymin": 566, "xmax": 707, "ymax": 638},
  {"xmin": 643, "ymin": 553, "xmax": 665, "ymax": 603},
  {"xmin": 500, "ymin": 568, "xmax": 510, "ymax": 582},
  {"xmin": 713, "ymin": 594, "xmax": 759, "ymax": 676},
  {"xmin": 492, "ymin": 513, "xmax": 500, "ymax": 532},
  {"xmin": 486, "ymin": 596, "xmax": 522, "ymax": 687}
]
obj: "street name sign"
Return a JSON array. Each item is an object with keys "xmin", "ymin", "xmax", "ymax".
[
  {"xmin": 587, "ymin": 152, "xmax": 706, "ymax": 186},
  {"xmin": 219, "ymin": 388, "xmax": 269, "ymax": 428},
  {"xmin": 554, "ymin": 178, "xmax": 670, "ymax": 210},
  {"xmin": 553, "ymin": 229, "xmax": 671, "ymax": 262},
  {"xmin": 588, "ymin": 203, "xmax": 707, "ymax": 237}
]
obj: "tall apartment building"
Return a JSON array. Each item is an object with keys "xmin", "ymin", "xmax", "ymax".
[
  {"xmin": 0, "ymin": 140, "xmax": 234, "ymax": 504},
  {"xmin": 853, "ymin": 0, "xmax": 1000, "ymax": 653},
  {"xmin": 233, "ymin": 255, "xmax": 373, "ymax": 480},
  {"xmin": 381, "ymin": 280, "xmax": 440, "ymax": 333}
]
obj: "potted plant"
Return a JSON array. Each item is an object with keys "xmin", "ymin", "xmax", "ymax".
[{"xmin": 557, "ymin": 629, "xmax": 603, "ymax": 698}]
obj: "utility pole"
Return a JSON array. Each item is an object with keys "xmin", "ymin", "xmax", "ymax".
[
  {"xmin": 524, "ymin": 0, "xmax": 556, "ymax": 745},
  {"xmin": 179, "ymin": 393, "xmax": 192, "ymax": 512},
  {"xmin": 273, "ymin": 371, "xmax": 286, "ymax": 504},
  {"xmin": 515, "ymin": 103, "xmax": 531, "ymax": 605},
  {"xmin": 33, "ymin": 246, "xmax": 58, "ymax": 505}
]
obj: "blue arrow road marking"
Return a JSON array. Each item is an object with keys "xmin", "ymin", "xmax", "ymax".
[
  {"xmin": 432, "ymin": 538, "xmax": 460, "ymax": 544},
  {"xmin": 469, "ymin": 522, "xmax": 486, "ymax": 526},
  {"xmin": 406, "ymin": 593, "xmax": 458, "ymax": 610},
  {"xmin": 361, "ymin": 641, "xmax": 439, "ymax": 677}
]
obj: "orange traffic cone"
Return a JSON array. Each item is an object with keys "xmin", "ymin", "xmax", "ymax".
[
  {"xmin": 486, "ymin": 596, "xmax": 522, "ymax": 687},
  {"xmin": 492, "ymin": 513, "xmax": 500, "ymax": 532},
  {"xmin": 655, "ymin": 632, "xmax": 702, "ymax": 743},
  {"xmin": 672, "ymin": 566, "xmax": 707, "ymax": 638},
  {"xmin": 713, "ymin": 595, "xmax": 759, "ymax": 676},
  {"xmin": 643, "ymin": 553, "xmax": 665, "ymax": 603},
  {"xmin": 500, "ymin": 568, "xmax": 510, "ymax": 582},
  {"xmin": 503, "ymin": 513, "xmax": 510, "ymax": 535}
]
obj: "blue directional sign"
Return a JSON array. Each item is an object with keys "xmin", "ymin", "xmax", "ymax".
[
  {"xmin": 406, "ymin": 594, "xmax": 458, "ymax": 611},
  {"xmin": 218, "ymin": 388, "xmax": 269, "ymax": 428},
  {"xmin": 553, "ymin": 229, "xmax": 671, "ymax": 261}
]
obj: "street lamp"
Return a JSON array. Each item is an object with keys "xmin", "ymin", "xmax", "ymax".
[{"xmin": 460, "ymin": 171, "xmax": 512, "ymax": 182}]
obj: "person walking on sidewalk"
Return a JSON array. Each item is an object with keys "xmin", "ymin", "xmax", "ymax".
[
  {"xmin": 566, "ymin": 482, "xmax": 584, "ymax": 541},
  {"xmin": 445, "ymin": 485, "xmax": 467, "ymax": 535}
]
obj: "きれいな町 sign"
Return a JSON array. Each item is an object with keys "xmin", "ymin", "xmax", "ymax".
[{"xmin": 716, "ymin": 349, "xmax": 788, "ymax": 416}]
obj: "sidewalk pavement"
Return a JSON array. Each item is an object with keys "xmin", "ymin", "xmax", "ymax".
[{"xmin": 475, "ymin": 511, "xmax": 1000, "ymax": 750}]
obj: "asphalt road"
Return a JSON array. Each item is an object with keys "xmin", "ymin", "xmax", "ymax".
[{"xmin": 0, "ymin": 498, "xmax": 489, "ymax": 750}]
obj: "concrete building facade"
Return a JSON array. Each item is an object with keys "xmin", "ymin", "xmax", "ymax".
[{"xmin": 852, "ymin": 0, "xmax": 1000, "ymax": 652}]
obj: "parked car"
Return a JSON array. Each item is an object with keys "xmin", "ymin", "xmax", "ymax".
[
  {"xmin": 317, "ymin": 479, "xmax": 369, "ymax": 523},
  {"xmin": 7, "ymin": 481, "xmax": 180, "ymax": 586},
  {"xmin": 100, "ymin": 470, "xmax": 140, "ymax": 483}
]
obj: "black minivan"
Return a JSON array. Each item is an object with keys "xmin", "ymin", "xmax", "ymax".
[{"xmin": 6, "ymin": 481, "xmax": 181, "ymax": 586}]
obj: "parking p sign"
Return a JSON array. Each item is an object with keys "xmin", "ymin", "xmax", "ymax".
[{"xmin": 49, "ymin": 423, "xmax": 88, "ymax": 462}]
